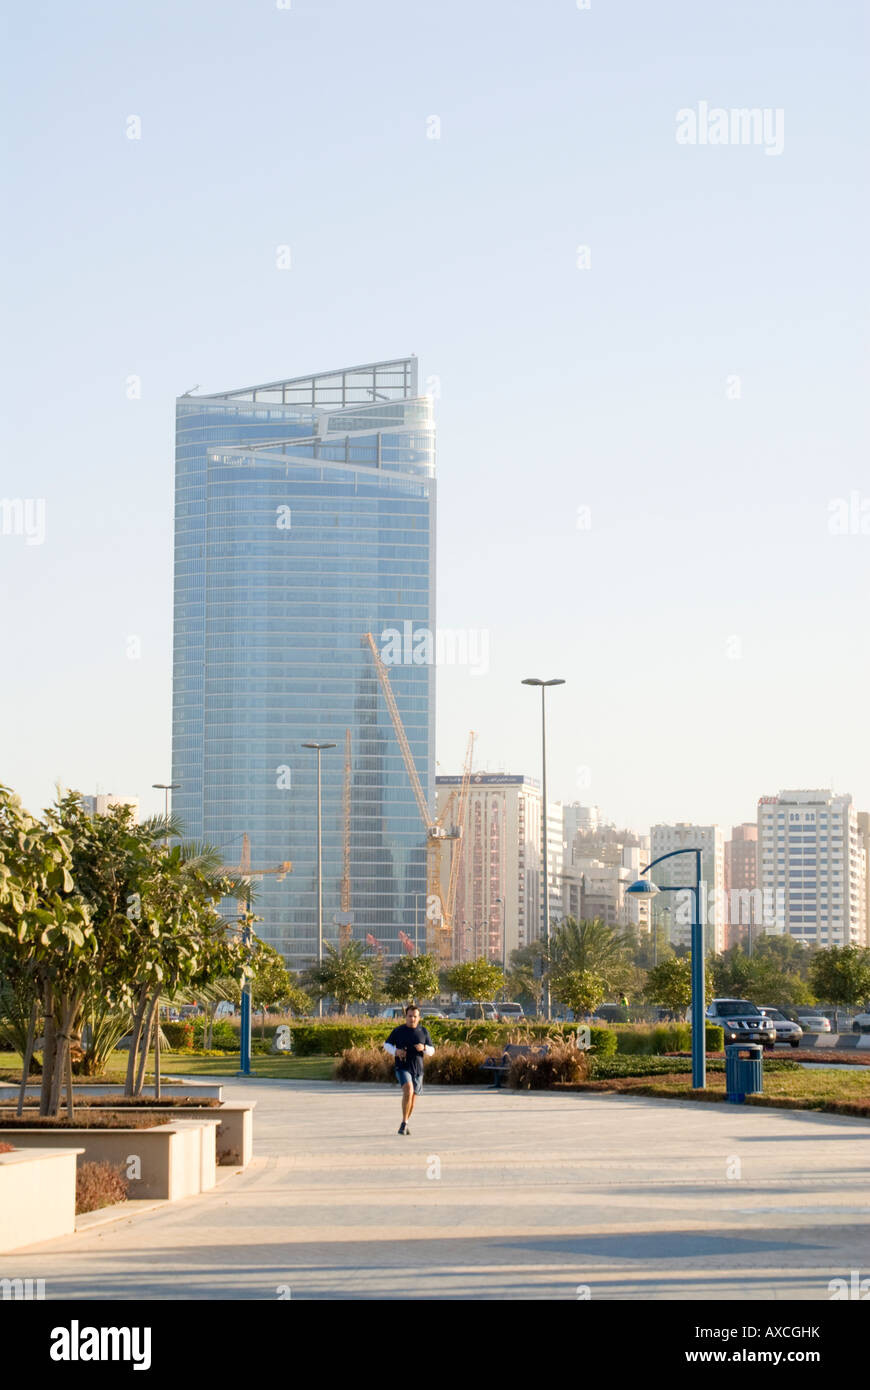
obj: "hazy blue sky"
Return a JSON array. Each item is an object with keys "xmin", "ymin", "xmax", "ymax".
[{"xmin": 2, "ymin": 0, "xmax": 867, "ymax": 833}]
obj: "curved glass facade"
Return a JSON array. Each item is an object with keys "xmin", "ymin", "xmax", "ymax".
[{"xmin": 172, "ymin": 359, "xmax": 435, "ymax": 969}]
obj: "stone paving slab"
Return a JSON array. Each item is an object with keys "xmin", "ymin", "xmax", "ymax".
[{"xmin": 1, "ymin": 1079, "xmax": 868, "ymax": 1300}]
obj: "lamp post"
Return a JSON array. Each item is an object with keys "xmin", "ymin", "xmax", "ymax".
[
  {"xmin": 152, "ymin": 783, "xmax": 180, "ymax": 845},
  {"xmin": 302, "ymin": 741, "xmax": 336, "ymax": 1018},
  {"xmin": 521, "ymin": 677, "xmax": 565, "ymax": 1020},
  {"xmin": 627, "ymin": 848, "xmax": 705, "ymax": 1088}
]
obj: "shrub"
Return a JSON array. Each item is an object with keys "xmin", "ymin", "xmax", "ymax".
[
  {"xmin": 75, "ymin": 1160, "xmax": 129, "ymax": 1214},
  {"xmin": 508, "ymin": 1041, "xmax": 589, "ymax": 1089},
  {"xmin": 334, "ymin": 1043, "xmax": 500, "ymax": 1085},
  {"xmin": 424, "ymin": 1043, "xmax": 499, "ymax": 1085},
  {"xmin": 193, "ymin": 1019, "xmax": 239, "ymax": 1051},
  {"xmin": 161, "ymin": 1020, "xmax": 194, "ymax": 1050},
  {"xmin": 613, "ymin": 1024, "xmax": 724, "ymax": 1055},
  {"xmin": 334, "ymin": 1047, "xmax": 394, "ymax": 1083},
  {"xmin": 589, "ymin": 1028, "xmax": 618, "ymax": 1057}
]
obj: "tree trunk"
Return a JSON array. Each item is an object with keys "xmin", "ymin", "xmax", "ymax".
[
  {"xmin": 39, "ymin": 990, "xmax": 55, "ymax": 1118},
  {"xmin": 154, "ymin": 1006, "xmax": 161, "ymax": 1101},
  {"xmin": 49, "ymin": 999, "xmax": 76, "ymax": 1118},
  {"xmin": 17, "ymin": 999, "xmax": 39, "ymax": 1117},
  {"xmin": 125, "ymin": 988, "xmax": 150, "ymax": 1096},
  {"xmin": 65, "ymin": 1040, "xmax": 75, "ymax": 1122},
  {"xmin": 134, "ymin": 993, "xmax": 159, "ymax": 1097}
]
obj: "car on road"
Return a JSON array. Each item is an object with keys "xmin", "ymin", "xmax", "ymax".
[
  {"xmin": 794, "ymin": 1010, "xmax": 832, "ymax": 1033},
  {"xmin": 852, "ymin": 1009, "xmax": 870, "ymax": 1033},
  {"xmin": 757, "ymin": 1007, "xmax": 803, "ymax": 1047},
  {"xmin": 495, "ymin": 1002, "xmax": 525, "ymax": 1023},
  {"xmin": 455, "ymin": 1001, "xmax": 499, "ymax": 1021},
  {"xmin": 704, "ymin": 999, "xmax": 777, "ymax": 1047}
]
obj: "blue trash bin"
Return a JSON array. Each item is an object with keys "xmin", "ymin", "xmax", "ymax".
[{"xmin": 725, "ymin": 1043, "xmax": 763, "ymax": 1103}]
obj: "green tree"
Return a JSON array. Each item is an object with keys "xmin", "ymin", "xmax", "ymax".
[
  {"xmin": 645, "ymin": 958, "xmax": 713, "ymax": 1018},
  {"xmin": 809, "ymin": 946, "xmax": 870, "ymax": 1010},
  {"xmin": 505, "ymin": 943, "xmax": 545, "ymax": 1016},
  {"xmin": 711, "ymin": 945, "xmax": 814, "ymax": 1008},
  {"xmin": 305, "ymin": 941, "xmax": 378, "ymax": 1014},
  {"xmin": 549, "ymin": 967, "xmax": 605, "ymax": 1017},
  {"xmin": 446, "ymin": 958, "xmax": 504, "ymax": 1015},
  {"xmin": 249, "ymin": 937, "xmax": 294, "ymax": 1036},
  {"xmin": 385, "ymin": 953, "xmax": 440, "ymax": 1005}
]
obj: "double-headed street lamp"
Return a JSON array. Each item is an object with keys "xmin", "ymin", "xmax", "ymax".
[
  {"xmin": 627, "ymin": 848, "xmax": 705, "ymax": 1088},
  {"xmin": 521, "ymin": 677, "xmax": 565, "ymax": 1020},
  {"xmin": 302, "ymin": 741, "xmax": 336, "ymax": 1018},
  {"xmin": 152, "ymin": 783, "xmax": 180, "ymax": 846}
]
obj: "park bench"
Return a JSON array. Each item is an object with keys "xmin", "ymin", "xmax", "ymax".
[{"xmin": 480, "ymin": 1043, "xmax": 550, "ymax": 1089}]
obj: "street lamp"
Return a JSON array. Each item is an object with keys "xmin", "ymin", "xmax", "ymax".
[
  {"xmin": 627, "ymin": 848, "xmax": 705, "ymax": 1088},
  {"xmin": 494, "ymin": 897, "xmax": 506, "ymax": 996},
  {"xmin": 152, "ymin": 783, "xmax": 180, "ymax": 846},
  {"xmin": 302, "ymin": 742, "xmax": 336, "ymax": 1018},
  {"xmin": 521, "ymin": 677, "xmax": 565, "ymax": 1020}
]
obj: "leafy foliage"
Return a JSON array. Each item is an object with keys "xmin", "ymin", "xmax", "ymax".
[
  {"xmin": 445, "ymin": 958, "xmax": 504, "ymax": 1004},
  {"xmin": 384, "ymin": 953, "xmax": 440, "ymax": 1004},
  {"xmin": 809, "ymin": 946, "xmax": 870, "ymax": 1008},
  {"xmin": 549, "ymin": 967, "xmax": 606, "ymax": 1016},
  {"xmin": 303, "ymin": 941, "xmax": 380, "ymax": 1014}
]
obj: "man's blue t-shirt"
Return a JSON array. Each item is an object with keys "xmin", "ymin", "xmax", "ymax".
[{"xmin": 387, "ymin": 1024, "xmax": 433, "ymax": 1078}]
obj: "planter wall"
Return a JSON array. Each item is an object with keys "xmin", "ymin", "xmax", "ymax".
[
  {"xmin": 0, "ymin": 1121, "xmax": 220, "ymax": 1202},
  {"xmin": 0, "ymin": 1080, "xmax": 223, "ymax": 1102},
  {"xmin": 0, "ymin": 1148, "xmax": 82, "ymax": 1252}
]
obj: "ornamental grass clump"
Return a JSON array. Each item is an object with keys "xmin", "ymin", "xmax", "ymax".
[
  {"xmin": 508, "ymin": 1040, "xmax": 589, "ymax": 1089},
  {"xmin": 75, "ymin": 1160, "xmax": 129, "ymax": 1214},
  {"xmin": 333, "ymin": 1046, "xmax": 394, "ymax": 1083}
]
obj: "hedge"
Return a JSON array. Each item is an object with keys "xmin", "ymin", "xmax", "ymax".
[
  {"xmin": 262, "ymin": 1020, "xmax": 726, "ymax": 1057},
  {"xmin": 161, "ymin": 1021, "xmax": 194, "ymax": 1050}
]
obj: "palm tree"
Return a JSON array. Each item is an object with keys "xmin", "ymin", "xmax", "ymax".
[{"xmin": 545, "ymin": 918, "xmax": 635, "ymax": 996}]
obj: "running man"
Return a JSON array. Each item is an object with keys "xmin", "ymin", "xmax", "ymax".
[{"xmin": 383, "ymin": 1004, "xmax": 435, "ymax": 1135}]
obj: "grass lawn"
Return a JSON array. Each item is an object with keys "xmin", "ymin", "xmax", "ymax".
[
  {"xmin": 578, "ymin": 1066, "xmax": 870, "ymax": 1112},
  {"xmin": 0, "ymin": 1051, "xmax": 334, "ymax": 1083}
]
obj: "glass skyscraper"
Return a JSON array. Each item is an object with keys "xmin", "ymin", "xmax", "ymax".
[{"xmin": 172, "ymin": 358, "xmax": 435, "ymax": 970}]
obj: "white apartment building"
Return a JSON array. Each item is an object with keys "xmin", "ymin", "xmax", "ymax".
[
  {"xmin": 563, "ymin": 843, "xmax": 651, "ymax": 932},
  {"xmin": 649, "ymin": 823, "xmax": 726, "ymax": 953},
  {"xmin": 757, "ymin": 790, "xmax": 867, "ymax": 947},
  {"xmin": 435, "ymin": 774, "xmax": 543, "ymax": 964},
  {"xmin": 81, "ymin": 793, "xmax": 140, "ymax": 823}
]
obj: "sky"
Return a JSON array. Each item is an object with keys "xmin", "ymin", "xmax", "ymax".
[{"xmin": 1, "ymin": 0, "xmax": 867, "ymax": 835}]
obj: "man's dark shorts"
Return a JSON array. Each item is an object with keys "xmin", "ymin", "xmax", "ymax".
[{"xmin": 395, "ymin": 1069, "xmax": 423, "ymax": 1095}]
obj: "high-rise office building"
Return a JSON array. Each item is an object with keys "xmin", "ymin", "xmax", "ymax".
[
  {"xmin": 172, "ymin": 358, "xmax": 435, "ymax": 969},
  {"xmin": 81, "ymin": 793, "xmax": 140, "ymax": 823},
  {"xmin": 757, "ymin": 790, "xmax": 867, "ymax": 947},
  {"xmin": 724, "ymin": 823, "xmax": 758, "ymax": 949},
  {"xmin": 649, "ymin": 822, "xmax": 726, "ymax": 953}
]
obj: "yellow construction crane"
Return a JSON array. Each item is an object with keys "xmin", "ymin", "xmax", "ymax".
[{"xmin": 363, "ymin": 632, "xmax": 457, "ymax": 954}]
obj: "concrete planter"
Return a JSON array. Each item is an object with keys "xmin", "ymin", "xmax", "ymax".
[
  {"xmin": 103, "ymin": 1103, "xmax": 254, "ymax": 1166},
  {"xmin": 0, "ymin": 1080, "xmax": 223, "ymax": 1102},
  {"xmin": 0, "ymin": 1147, "xmax": 83, "ymax": 1252},
  {"xmin": 0, "ymin": 1120, "xmax": 220, "ymax": 1201}
]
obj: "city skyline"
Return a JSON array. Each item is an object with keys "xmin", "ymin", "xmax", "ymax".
[{"xmin": 3, "ymin": 0, "xmax": 867, "ymax": 842}]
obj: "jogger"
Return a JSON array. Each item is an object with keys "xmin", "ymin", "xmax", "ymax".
[{"xmin": 383, "ymin": 1005, "xmax": 434, "ymax": 1135}]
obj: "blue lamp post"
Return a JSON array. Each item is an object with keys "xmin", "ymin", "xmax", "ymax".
[{"xmin": 627, "ymin": 848, "xmax": 705, "ymax": 1089}]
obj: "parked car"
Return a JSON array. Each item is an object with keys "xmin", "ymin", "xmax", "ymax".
[
  {"xmin": 214, "ymin": 1001, "xmax": 238, "ymax": 1018},
  {"xmin": 495, "ymin": 1002, "xmax": 525, "ymax": 1023},
  {"xmin": 852, "ymin": 1009, "xmax": 870, "ymax": 1033},
  {"xmin": 795, "ymin": 1010, "xmax": 832, "ymax": 1033},
  {"xmin": 380, "ymin": 1006, "xmax": 407, "ymax": 1020},
  {"xmin": 703, "ymin": 999, "xmax": 777, "ymax": 1047},
  {"xmin": 757, "ymin": 1007, "xmax": 803, "ymax": 1047},
  {"xmin": 456, "ymin": 1001, "xmax": 499, "ymax": 1021}
]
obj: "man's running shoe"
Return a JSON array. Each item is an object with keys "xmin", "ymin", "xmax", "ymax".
[{"xmin": 398, "ymin": 1121, "xmax": 407, "ymax": 1135}]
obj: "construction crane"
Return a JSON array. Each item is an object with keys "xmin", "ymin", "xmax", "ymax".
[
  {"xmin": 363, "ymin": 632, "xmax": 458, "ymax": 955},
  {"xmin": 227, "ymin": 833, "xmax": 292, "ymax": 912}
]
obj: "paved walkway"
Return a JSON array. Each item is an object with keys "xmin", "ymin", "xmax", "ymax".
[{"xmin": 4, "ymin": 1080, "xmax": 870, "ymax": 1300}]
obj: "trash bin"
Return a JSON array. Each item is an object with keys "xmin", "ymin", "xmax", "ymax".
[{"xmin": 725, "ymin": 1043, "xmax": 763, "ymax": 1103}]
